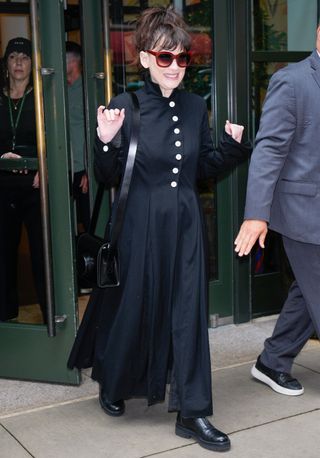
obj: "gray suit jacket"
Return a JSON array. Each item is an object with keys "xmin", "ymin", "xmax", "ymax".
[{"xmin": 244, "ymin": 50, "xmax": 320, "ymax": 244}]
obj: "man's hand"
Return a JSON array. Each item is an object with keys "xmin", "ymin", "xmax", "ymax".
[
  {"xmin": 97, "ymin": 106, "xmax": 125, "ymax": 144},
  {"xmin": 234, "ymin": 219, "xmax": 268, "ymax": 257},
  {"xmin": 225, "ymin": 120, "xmax": 244, "ymax": 143}
]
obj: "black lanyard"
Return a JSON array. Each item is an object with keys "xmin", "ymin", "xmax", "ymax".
[{"xmin": 8, "ymin": 92, "xmax": 27, "ymax": 151}]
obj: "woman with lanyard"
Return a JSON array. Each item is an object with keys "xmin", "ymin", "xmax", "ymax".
[{"xmin": 0, "ymin": 37, "xmax": 46, "ymax": 323}]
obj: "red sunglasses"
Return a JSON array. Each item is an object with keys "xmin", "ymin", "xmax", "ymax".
[{"xmin": 146, "ymin": 50, "xmax": 192, "ymax": 68}]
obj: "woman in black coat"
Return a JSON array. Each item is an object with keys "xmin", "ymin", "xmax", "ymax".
[{"xmin": 68, "ymin": 6, "xmax": 249, "ymax": 452}]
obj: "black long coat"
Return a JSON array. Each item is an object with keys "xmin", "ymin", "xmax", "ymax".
[{"xmin": 68, "ymin": 78, "xmax": 249, "ymax": 418}]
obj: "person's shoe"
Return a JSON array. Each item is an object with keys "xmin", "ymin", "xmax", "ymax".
[
  {"xmin": 251, "ymin": 355, "xmax": 304, "ymax": 396},
  {"xmin": 175, "ymin": 413, "xmax": 231, "ymax": 452},
  {"xmin": 99, "ymin": 387, "xmax": 125, "ymax": 416}
]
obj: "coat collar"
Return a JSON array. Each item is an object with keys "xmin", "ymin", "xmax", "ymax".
[
  {"xmin": 310, "ymin": 49, "xmax": 320, "ymax": 90},
  {"xmin": 143, "ymin": 74, "xmax": 179, "ymax": 100}
]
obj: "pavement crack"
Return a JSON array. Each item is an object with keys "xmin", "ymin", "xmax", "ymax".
[
  {"xmin": 228, "ymin": 407, "xmax": 320, "ymax": 435},
  {"xmin": 294, "ymin": 362, "xmax": 320, "ymax": 375},
  {"xmin": 0, "ymin": 394, "xmax": 98, "ymax": 420},
  {"xmin": 0, "ymin": 422, "xmax": 35, "ymax": 457},
  {"xmin": 140, "ymin": 409, "xmax": 320, "ymax": 457}
]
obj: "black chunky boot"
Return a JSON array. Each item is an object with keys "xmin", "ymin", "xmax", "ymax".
[
  {"xmin": 99, "ymin": 386, "xmax": 125, "ymax": 417},
  {"xmin": 175, "ymin": 413, "xmax": 230, "ymax": 452}
]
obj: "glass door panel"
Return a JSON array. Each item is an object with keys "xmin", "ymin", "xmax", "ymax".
[
  {"xmin": 253, "ymin": 0, "xmax": 318, "ymax": 52},
  {"xmin": 0, "ymin": 0, "xmax": 83, "ymax": 384},
  {"xmin": 251, "ymin": 0, "xmax": 318, "ymax": 317},
  {"xmin": 0, "ymin": 9, "xmax": 45, "ymax": 325}
]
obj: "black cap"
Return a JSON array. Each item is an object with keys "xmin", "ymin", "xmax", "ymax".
[{"xmin": 4, "ymin": 37, "xmax": 32, "ymax": 61}]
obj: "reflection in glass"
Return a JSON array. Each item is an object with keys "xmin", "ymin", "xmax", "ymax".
[
  {"xmin": 252, "ymin": 0, "xmax": 287, "ymax": 51},
  {"xmin": 252, "ymin": 0, "xmax": 317, "ymax": 52},
  {"xmin": 252, "ymin": 61, "xmax": 287, "ymax": 132}
]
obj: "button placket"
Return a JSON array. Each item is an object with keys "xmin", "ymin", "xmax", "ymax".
[{"xmin": 169, "ymin": 99, "xmax": 183, "ymax": 189}]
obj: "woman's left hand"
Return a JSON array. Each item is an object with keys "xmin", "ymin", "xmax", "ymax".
[{"xmin": 225, "ymin": 120, "xmax": 244, "ymax": 143}]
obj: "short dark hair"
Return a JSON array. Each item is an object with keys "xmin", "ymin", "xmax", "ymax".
[
  {"xmin": 66, "ymin": 41, "xmax": 82, "ymax": 60},
  {"xmin": 135, "ymin": 6, "xmax": 191, "ymax": 54}
]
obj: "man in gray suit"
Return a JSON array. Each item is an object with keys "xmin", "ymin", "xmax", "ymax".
[{"xmin": 235, "ymin": 25, "xmax": 320, "ymax": 396}]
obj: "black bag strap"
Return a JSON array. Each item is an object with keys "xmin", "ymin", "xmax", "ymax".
[{"xmin": 88, "ymin": 92, "xmax": 140, "ymax": 245}]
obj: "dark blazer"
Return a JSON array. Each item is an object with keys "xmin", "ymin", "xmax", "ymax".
[{"xmin": 244, "ymin": 50, "xmax": 320, "ymax": 244}]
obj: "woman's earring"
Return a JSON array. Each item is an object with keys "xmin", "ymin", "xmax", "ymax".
[{"xmin": 6, "ymin": 69, "xmax": 8, "ymax": 79}]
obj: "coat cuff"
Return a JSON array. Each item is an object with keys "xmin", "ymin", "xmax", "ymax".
[
  {"xmin": 221, "ymin": 130, "xmax": 252, "ymax": 154},
  {"xmin": 96, "ymin": 130, "xmax": 122, "ymax": 152}
]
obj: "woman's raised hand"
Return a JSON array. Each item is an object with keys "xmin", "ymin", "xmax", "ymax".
[
  {"xmin": 225, "ymin": 120, "xmax": 244, "ymax": 143},
  {"xmin": 97, "ymin": 106, "xmax": 125, "ymax": 144}
]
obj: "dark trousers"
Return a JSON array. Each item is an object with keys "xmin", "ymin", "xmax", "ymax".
[
  {"xmin": 73, "ymin": 171, "xmax": 90, "ymax": 233},
  {"xmin": 0, "ymin": 183, "xmax": 46, "ymax": 322},
  {"xmin": 261, "ymin": 235, "xmax": 319, "ymax": 373}
]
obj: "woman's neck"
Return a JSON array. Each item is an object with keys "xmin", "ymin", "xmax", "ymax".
[{"xmin": 9, "ymin": 78, "xmax": 29, "ymax": 99}]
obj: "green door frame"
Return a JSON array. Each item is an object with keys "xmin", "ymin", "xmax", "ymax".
[
  {"xmin": 0, "ymin": 0, "xmax": 111, "ymax": 384},
  {"xmin": 210, "ymin": 0, "xmax": 251, "ymax": 324},
  {"xmin": 0, "ymin": 0, "xmax": 79, "ymax": 384},
  {"xmin": 80, "ymin": 0, "xmax": 105, "ymax": 195},
  {"xmin": 80, "ymin": 0, "xmax": 109, "ymax": 236}
]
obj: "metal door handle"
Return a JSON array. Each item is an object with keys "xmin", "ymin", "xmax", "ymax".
[{"xmin": 41, "ymin": 67, "xmax": 55, "ymax": 76}]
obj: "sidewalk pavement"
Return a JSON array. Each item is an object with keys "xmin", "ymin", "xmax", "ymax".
[{"xmin": 1, "ymin": 316, "xmax": 319, "ymax": 458}]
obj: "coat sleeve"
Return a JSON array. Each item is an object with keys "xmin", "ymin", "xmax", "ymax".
[
  {"xmin": 94, "ymin": 96, "xmax": 129, "ymax": 187},
  {"xmin": 94, "ymin": 130, "xmax": 123, "ymax": 187},
  {"xmin": 197, "ymin": 102, "xmax": 251, "ymax": 180},
  {"xmin": 244, "ymin": 69, "xmax": 296, "ymax": 222}
]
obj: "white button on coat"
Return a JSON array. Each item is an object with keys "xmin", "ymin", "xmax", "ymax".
[
  {"xmin": 172, "ymin": 116, "xmax": 178, "ymax": 122},
  {"xmin": 174, "ymin": 128, "xmax": 180, "ymax": 134},
  {"xmin": 175, "ymin": 141, "xmax": 182, "ymax": 147},
  {"xmin": 176, "ymin": 154, "xmax": 182, "ymax": 160},
  {"xmin": 172, "ymin": 168, "xmax": 179, "ymax": 174},
  {"xmin": 169, "ymin": 101, "xmax": 175, "ymax": 107},
  {"xmin": 103, "ymin": 145, "xmax": 109, "ymax": 152},
  {"xmin": 171, "ymin": 181, "xmax": 177, "ymax": 188}
]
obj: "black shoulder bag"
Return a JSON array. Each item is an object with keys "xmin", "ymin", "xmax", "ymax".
[{"xmin": 76, "ymin": 92, "xmax": 140, "ymax": 288}]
